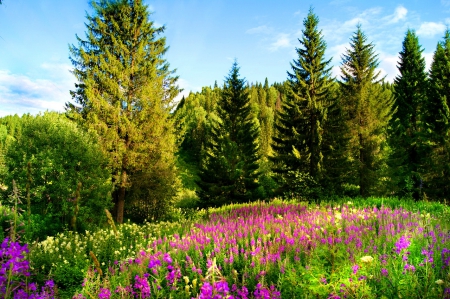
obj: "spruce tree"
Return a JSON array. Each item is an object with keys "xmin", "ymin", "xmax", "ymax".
[
  {"xmin": 340, "ymin": 25, "xmax": 394, "ymax": 197},
  {"xmin": 197, "ymin": 62, "xmax": 260, "ymax": 207},
  {"xmin": 423, "ymin": 30, "xmax": 450, "ymax": 199},
  {"xmin": 272, "ymin": 9, "xmax": 336, "ymax": 194},
  {"xmin": 66, "ymin": 0, "xmax": 180, "ymax": 223},
  {"xmin": 389, "ymin": 30, "xmax": 427, "ymax": 199}
]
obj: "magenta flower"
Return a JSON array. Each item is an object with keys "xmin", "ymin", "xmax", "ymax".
[
  {"xmin": 394, "ymin": 236, "xmax": 410, "ymax": 254},
  {"xmin": 163, "ymin": 253, "xmax": 173, "ymax": 264},
  {"xmin": 134, "ymin": 275, "xmax": 151, "ymax": 298},
  {"xmin": 98, "ymin": 288, "xmax": 111, "ymax": 299}
]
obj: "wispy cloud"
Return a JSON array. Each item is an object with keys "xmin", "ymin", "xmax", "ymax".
[
  {"xmin": 442, "ymin": 0, "xmax": 450, "ymax": 6},
  {"xmin": 269, "ymin": 33, "xmax": 292, "ymax": 52},
  {"xmin": 173, "ymin": 77, "xmax": 201, "ymax": 106},
  {"xmin": 385, "ymin": 5, "xmax": 407, "ymax": 24},
  {"xmin": 246, "ymin": 25, "xmax": 272, "ymax": 35},
  {"xmin": 417, "ymin": 22, "xmax": 446, "ymax": 38},
  {"xmin": 322, "ymin": 7, "xmax": 384, "ymax": 43},
  {"xmin": 378, "ymin": 52, "xmax": 400, "ymax": 82},
  {"xmin": 0, "ymin": 63, "xmax": 73, "ymax": 117}
]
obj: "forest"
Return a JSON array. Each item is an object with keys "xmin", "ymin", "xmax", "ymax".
[{"xmin": 0, "ymin": 0, "xmax": 449, "ymax": 298}]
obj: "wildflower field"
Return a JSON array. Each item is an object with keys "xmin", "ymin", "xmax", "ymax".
[{"xmin": 1, "ymin": 198, "xmax": 450, "ymax": 298}]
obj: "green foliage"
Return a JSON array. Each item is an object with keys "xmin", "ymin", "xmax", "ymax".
[
  {"xmin": 272, "ymin": 9, "xmax": 344, "ymax": 197},
  {"xmin": 198, "ymin": 62, "xmax": 261, "ymax": 207},
  {"xmin": 423, "ymin": 29, "xmax": 450, "ymax": 200},
  {"xmin": 28, "ymin": 218, "xmax": 194, "ymax": 295},
  {"xmin": 2, "ymin": 112, "xmax": 112, "ymax": 239},
  {"xmin": 340, "ymin": 25, "xmax": 395, "ymax": 197},
  {"xmin": 282, "ymin": 170, "xmax": 323, "ymax": 201},
  {"xmin": 67, "ymin": 0, "xmax": 180, "ymax": 223},
  {"xmin": 389, "ymin": 30, "xmax": 428, "ymax": 200}
]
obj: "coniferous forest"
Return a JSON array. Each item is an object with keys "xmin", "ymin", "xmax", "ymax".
[{"xmin": 0, "ymin": 1, "xmax": 449, "ymax": 298}]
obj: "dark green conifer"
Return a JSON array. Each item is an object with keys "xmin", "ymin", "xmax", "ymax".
[
  {"xmin": 272, "ymin": 9, "xmax": 336, "ymax": 194},
  {"xmin": 423, "ymin": 30, "xmax": 450, "ymax": 199},
  {"xmin": 389, "ymin": 30, "xmax": 427, "ymax": 199},
  {"xmin": 340, "ymin": 25, "xmax": 394, "ymax": 197},
  {"xmin": 197, "ymin": 62, "xmax": 260, "ymax": 207}
]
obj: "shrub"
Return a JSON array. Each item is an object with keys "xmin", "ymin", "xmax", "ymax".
[{"xmin": 2, "ymin": 112, "xmax": 113, "ymax": 240}]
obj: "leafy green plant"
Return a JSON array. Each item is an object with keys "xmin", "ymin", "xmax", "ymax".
[{"xmin": 2, "ymin": 112, "xmax": 113, "ymax": 239}]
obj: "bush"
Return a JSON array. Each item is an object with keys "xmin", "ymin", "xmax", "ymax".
[{"xmin": 2, "ymin": 112, "xmax": 113, "ymax": 239}]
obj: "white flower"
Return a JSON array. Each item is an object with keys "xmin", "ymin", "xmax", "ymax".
[
  {"xmin": 435, "ymin": 279, "xmax": 444, "ymax": 285},
  {"xmin": 360, "ymin": 256, "xmax": 374, "ymax": 263}
]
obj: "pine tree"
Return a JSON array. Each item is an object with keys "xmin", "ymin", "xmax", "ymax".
[
  {"xmin": 389, "ymin": 30, "xmax": 427, "ymax": 199},
  {"xmin": 340, "ymin": 25, "xmax": 394, "ymax": 197},
  {"xmin": 271, "ymin": 9, "xmax": 335, "ymax": 194},
  {"xmin": 423, "ymin": 29, "xmax": 450, "ymax": 199},
  {"xmin": 197, "ymin": 62, "xmax": 260, "ymax": 207},
  {"xmin": 66, "ymin": 0, "xmax": 180, "ymax": 223}
]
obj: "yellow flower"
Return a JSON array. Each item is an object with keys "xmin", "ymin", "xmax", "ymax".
[{"xmin": 435, "ymin": 279, "xmax": 444, "ymax": 285}]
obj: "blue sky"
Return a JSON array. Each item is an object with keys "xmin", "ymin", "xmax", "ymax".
[{"xmin": 0, "ymin": 0, "xmax": 449, "ymax": 116}]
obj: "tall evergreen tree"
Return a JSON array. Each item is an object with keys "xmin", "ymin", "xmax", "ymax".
[
  {"xmin": 389, "ymin": 30, "xmax": 427, "ymax": 199},
  {"xmin": 197, "ymin": 62, "xmax": 260, "ymax": 207},
  {"xmin": 272, "ymin": 9, "xmax": 336, "ymax": 193},
  {"xmin": 66, "ymin": 0, "xmax": 180, "ymax": 223},
  {"xmin": 423, "ymin": 29, "xmax": 450, "ymax": 199},
  {"xmin": 340, "ymin": 25, "xmax": 394, "ymax": 197}
]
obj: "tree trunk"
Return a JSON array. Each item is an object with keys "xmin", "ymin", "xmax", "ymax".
[{"xmin": 116, "ymin": 170, "xmax": 127, "ymax": 224}]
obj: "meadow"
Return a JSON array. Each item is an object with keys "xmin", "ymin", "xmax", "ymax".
[{"xmin": 1, "ymin": 197, "xmax": 450, "ymax": 298}]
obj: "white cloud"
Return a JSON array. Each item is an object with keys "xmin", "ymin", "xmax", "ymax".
[
  {"xmin": 0, "ymin": 63, "xmax": 74, "ymax": 117},
  {"xmin": 322, "ymin": 7, "xmax": 384, "ymax": 43},
  {"xmin": 173, "ymin": 78, "xmax": 200, "ymax": 106},
  {"xmin": 387, "ymin": 5, "xmax": 407, "ymax": 24},
  {"xmin": 423, "ymin": 51, "xmax": 435, "ymax": 71},
  {"xmin": 329, "ymin": 43, "xmax": 349, "ymax": 61},
  {"xmin": 269, "ymin": 33, "xmax": 292, "ymax": 52},
  {"xmin": 417, "ymin": 22, "xmax": 446, "ymax": 38},
  {"xmin": 246, "ymin": 25, "xmax": 272, "ymax": 35},
  {"xmin": 378, "ymin": 52, "xmax": 400, "ymax": 82}
]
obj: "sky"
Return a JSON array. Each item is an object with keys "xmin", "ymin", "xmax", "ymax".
[{"xmin": 0, "ymin": 0, "xmax": 449, "ymax": 116}]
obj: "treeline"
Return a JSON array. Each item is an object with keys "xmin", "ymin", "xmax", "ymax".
[
  {"xmin": 177, "ymin": 10, "xmax": 450, "ymax": 206},
  {"xmin": 0, "ymin": 2, "xmax": 449, "ymax": 240}
]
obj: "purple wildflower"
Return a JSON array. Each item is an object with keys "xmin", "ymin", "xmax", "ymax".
[
  {"xmin": 394, "ymin": 236, "xmax": 410, "ymax": 254},
  {"xmin": 163, "ymin": 253, "xmax": 172, "ymax": 264},
  {"xmin": 98, "ymin": 288, "xmax": 111, "ymax": 299},
  {"xmin": 134, "ymin": 275, "xmax": 151, "ymax": 298}
]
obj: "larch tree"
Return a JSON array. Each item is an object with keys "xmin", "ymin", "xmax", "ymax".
[
  {"xmin": 340, "ymin": 25, "xmax": 394, "ymax": 197},
  {"xmin": 271, "ymin": 9, "xmax": 336, "ymax": 195},
  {"xmin": 423, "ymin": 29, "xmax": 450, "ymax": 199},
  {"xmin": 197, "ymin": 62, "xmax": 260, "ymax": 207},
  {"xmin": 389, "ymin": 30, "xmax": 427, "ymax": 199},
  {"xmin": 66, "ymin": 0, "xmax": 180, "ymax": 223}
]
